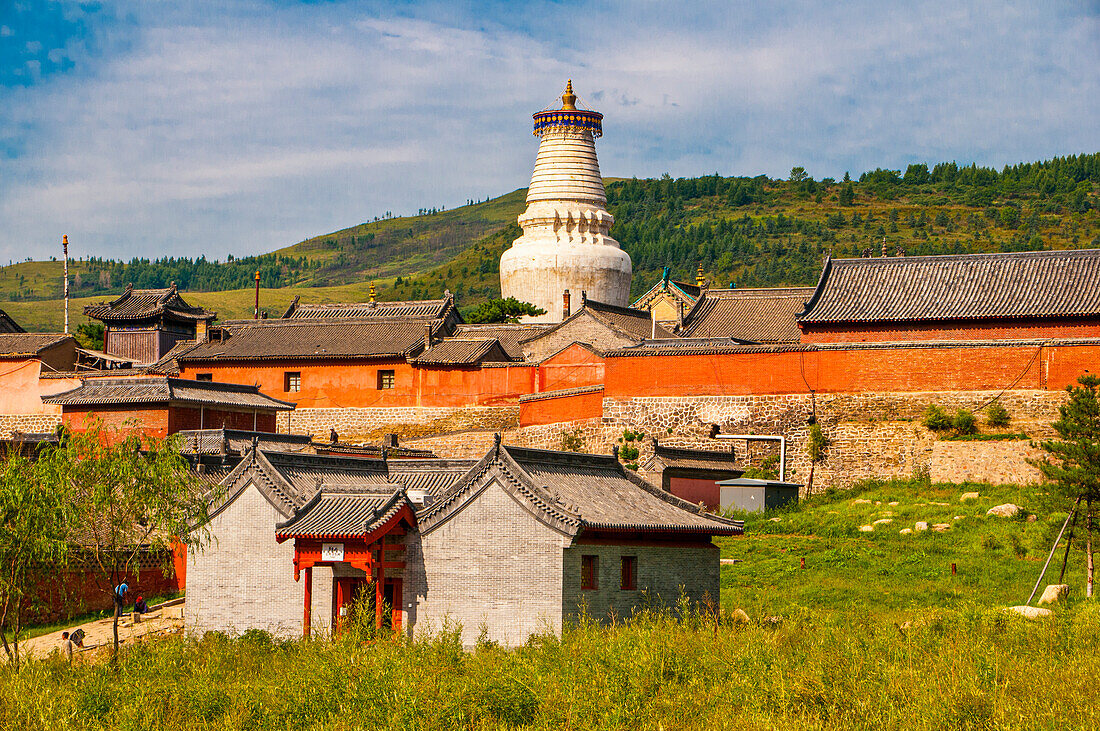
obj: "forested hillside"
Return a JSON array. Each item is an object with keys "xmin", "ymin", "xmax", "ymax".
[{"xmin": 3, "ymin": 153, "xmax": 1098, "ymax": 329}]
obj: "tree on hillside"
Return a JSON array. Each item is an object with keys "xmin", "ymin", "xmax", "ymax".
[
  {"xmin": 1033, "ymin": 374, "xmax": 1100, "ymax": 598},
  {"xmin": 464, "ymin": 298, "xmax": 546, "ymax": 324},
  {"xmin": 35, "ymin": 422, "xmax": 219, "ymax": 658},
  {"xmin": 0, "ymin": 448, "xmax": 70, "ymax": 669}
]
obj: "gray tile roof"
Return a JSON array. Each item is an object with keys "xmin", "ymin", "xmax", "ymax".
[
  {"xmin": 176, "ymin": 428, "xmax": 313, "ymax": 455},
  {"xmin": 0, "ymin": 308, "xmax": 25, "ymax": 333},
  {"xmin": 84, "ymin": 284, "xmax": 216, "ymax": 322},
  {"xmin": 645, "ymin": 443, "xmax": 744, "ymax": 474},
  {"xmin": 519, "ymin": 299, "xmax": 677, "ymax": 353},
  {"xmin": 418, "ymin": 441, "xmax": 742, "ymax": 537},
  {"xmin": 799, "ymin": 249, "xmax": 1100, "ymax": 324},
  {"xmin": 276, "ymin": 489, "xmax": 410, "ymax": 539},
  {"xmin": 42, "ymin": 376, "xmax": 295, "ymax": 410},
  {"xmin": 518, "ymin": 385, "xmax": 604, "ymax": 403},
  {"xmin": 682, "ymin": 287, "xmax": 815, "ymax": 342},
  {"xmin": 0, "ymin": 333, "xmax": 72, "ymax": 358},
  {"xmin": 281, "ymin": 296, "xmax": 456, "ymax": 321},
  {"xmin": 452, "ymin": 323, "xmax": 552, "ymax": 359},
  {"xmin": 177, "ymin": 318, "xmax": 434, "ymax": 362},
  {"xmin": 410, "ymin": 338, "xmax": 515, "ymax": 365}
]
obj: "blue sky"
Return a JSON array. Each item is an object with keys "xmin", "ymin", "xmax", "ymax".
[{"xmin": 1, "ymin": 0, "xmax": 1098, "ymax": 263}]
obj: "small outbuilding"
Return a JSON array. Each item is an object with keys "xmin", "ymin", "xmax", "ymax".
[{"xmin": 716, "ymin": 477, "xmax": 801, "ymax": 513}]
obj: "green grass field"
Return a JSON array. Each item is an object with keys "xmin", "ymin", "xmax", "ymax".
[{"xmin": 5, "ymin": 478, "xmax": 1097, "ymax": 730}]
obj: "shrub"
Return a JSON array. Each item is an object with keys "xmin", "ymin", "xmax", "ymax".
[
  {"xmin": 986, "ymin": 402, "xmax": 1010, "ymax": 428},
  {"xmin": 922, "ymin": 405, "xmax": 952, "ymax": 431},
  {"xmin": 953, "ymin": 409, "xmax": 977, "ymax": 435}
]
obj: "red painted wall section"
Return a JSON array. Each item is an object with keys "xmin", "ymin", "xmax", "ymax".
[
  {"xmin": 604, "ymin": 342, "xmax": 1100, "ymax": 398},
  {"xmin": 519, "ymin": 389, "xmax": 604, "ymax": 427},
  {"xmin": 179, "ymin": 361, "xmax": 538, "ymax": 408},
  {"xmin": 0, "ymin": 361, "xmax": 78, "ymax": 415},
  {"xmin": 800, "ymin": 318, "xmax": 1100, "ymax": 343},
  {"xmin": 538, "ymin": 344, "xmax": 604, "ymax": 392},
  {"xmin": 168, "ymin": 407, "xmax": 277, "ymax": 433},
  {"xmin": 178, "ymin": 360, "xmax": 418, "ymax": 409},
  {"xmin": 63, "ymin": 406, "xmax": 170, "ymax": 438},
  {"xmin": 668, "ymin": 476, "xmax": 721, "ymax": 510},
  {"xmin": 28, "ymin": 563, "xmax": 180, "ymax": 624}
]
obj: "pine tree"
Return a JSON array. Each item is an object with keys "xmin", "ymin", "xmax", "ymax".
[{"xmin": 1034, "ymin": 374, "xmax": 1100, "ymax": 597}]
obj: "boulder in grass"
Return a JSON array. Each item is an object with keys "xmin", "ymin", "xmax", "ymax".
[
  {"xmin": 899, "ymin": 528, "xmax": 913, "ymax": 535},
  {"xmin": 960, "ymin": 492, "xmax": 979, "ymax": 502},
  {"xmin": 1005, "ymin": 605, "xmax": 1052, "ymax": 620},
  {"xmin": 987, "ymin": 503, "xmax": 1020, "ymax": 518},
  {"xmin": 932, "ymin": 523, "xmax": 951, "ymax": 532},
  {"xmin": 854, "ymin": 499, "xmax": 872, "ymax": 504},
  {"xmin": 729, "ymin": 608, "xmax": 751, "ymax": 625},
  {"xmin": 1038, "ymin": 584, "xmax": 1069, "ymax": 606},
  {"xmin": 915, "ymin": 521, "xmax": 929, "ymax": 531},
  {"xmin": 1027, "ymin": 514, "xmax": 1038, "ymax": 523},
  {"xmin": 889, "ymin": 501, "xmax": 900, "ymax": 506},
  {"xmin": 874, "ymin": 518, "xmax": 893, "ymax": 525},
  {"xmin": 859, "ymin": 525, "xmax": 874, "ymax": 532}
]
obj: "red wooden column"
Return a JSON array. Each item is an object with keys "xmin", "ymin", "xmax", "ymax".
[
  {"xmin": 302, "ymin": 566, "xmax": 312, "ymax": 638},
  {"xmin": 375, "ymin": 542, "xmax": 385, "ymax": 629},
  {"xmin": 390, "ymin": 578, "xmax": 403, "ymax": 631}
]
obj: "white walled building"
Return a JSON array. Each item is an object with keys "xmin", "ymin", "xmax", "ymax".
[{"xmin": 499, "ymin": 81, "xmax": 633, "ymax": 323}]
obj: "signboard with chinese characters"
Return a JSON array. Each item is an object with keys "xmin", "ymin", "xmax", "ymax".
[{"xmin": 321, "ymin": 542, "xmax": 344, "ymax": 562}]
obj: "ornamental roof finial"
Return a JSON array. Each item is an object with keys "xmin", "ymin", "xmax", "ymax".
[
  {"xmin": 561, "ymin": 80, "xmax": 576, "ymax": 110},
  {"xmin": 369, "ymin": 281, "xmax": 376, "ymax": 302}
]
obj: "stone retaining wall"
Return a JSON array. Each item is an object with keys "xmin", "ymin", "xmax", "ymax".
[
  {"xmin": 280, "ymin": 405, "xmax": 519, "ymax": 442},
  {"xmin": 930, "ymin": 440, "xmax": 1044, "ymax": 485},
  {"xmin": 0, "ymin": 413, "xmax": 62, "ymax": 438}
]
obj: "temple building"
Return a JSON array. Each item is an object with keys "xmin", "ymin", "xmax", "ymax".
[
  {"xmin": 500, "ymin": 81, "xmax": 632, "ymax": 323},
  {"xmin": 84, "ymin": 284, "xmax": 217, "ymax": 365}
]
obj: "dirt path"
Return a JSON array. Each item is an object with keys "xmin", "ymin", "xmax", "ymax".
[{"xmin": 19, "ymin": 599, "xmax": 185, "ymax": 662}]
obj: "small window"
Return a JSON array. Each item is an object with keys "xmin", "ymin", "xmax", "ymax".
[
  {"xmin": 378, "ymin": 369, "xmax": 395, "ymax": 389},
  {"xmin": 621, "ymin": 556, "xmax": 637, "ymax": 590},
  {"xmin": 581, "ymin": 555, "xmax": 598, "ymax": 590},
  {"xmin": 195, "ymin": 373, "xmax": 213, "ymax": 382},
  {"xmin": 284, "ymin": 371, "xmax": 301, "ymax": 393}
]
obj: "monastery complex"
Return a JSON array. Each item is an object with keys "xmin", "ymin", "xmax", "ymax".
[{"xmin": 2, "ymin": 83, "xmax": 1099, "ymax": 643}]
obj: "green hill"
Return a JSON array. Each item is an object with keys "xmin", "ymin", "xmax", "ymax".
[{"xmin": 3, "ymin": 154, "xmax": 1098, "ymax": 332}]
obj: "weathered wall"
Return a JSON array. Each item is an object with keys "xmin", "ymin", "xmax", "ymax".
[
  {"xmin": 407, "ymin": 477, "xmax": 568, "ymax": 647},
  {"xmin": 537, "ymin": 343, "xmax": 604, "ymax": 392},
  {"xmin": 63, "ymin": 405, "xmax": 170, "ymax": 438},
  {"xmin": 524, "ymin": 316, "xmax": 636, "ymax": 362},
  {"xmin": 929, "ymin": 440, "xmax": 1044, "ymax": 485},
  {"xmin": 280, "ymin": 405, "xmax": 519, "ymax": 441},
  {"xmin": 603, "ymin": 341, "xmax": 1100, "ymax": 398},
  {"xmin": 0, "ymin": 412, "xmax": 62, "ymax": 438},
  {"xmin": 519, "ymin": 386, "xmax": 604, "ymax": 427},
  {"xmin": 561, "ymin": 541, "xmax": 720, "ymax": 622},
  {"xmin": 169, "ymin": 407, "xmax": 277, "ymax": 434}
]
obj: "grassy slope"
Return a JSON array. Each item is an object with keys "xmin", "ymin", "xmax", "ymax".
[{"xmin": 718, "ymin": 478, "xmax": 1084, "ymax": 621}]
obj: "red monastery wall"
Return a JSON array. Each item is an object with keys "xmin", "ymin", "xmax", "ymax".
[
  {"xmin": 799, "ymin": 318, "xmax": 1100, "ymax": 343},
  {"xmin": 604, "ymin": 341, "xmax": 1100, "ymax": 398}
]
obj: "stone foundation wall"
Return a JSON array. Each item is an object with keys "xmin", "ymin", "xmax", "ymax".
[
  {"xmin": 600, "ymin": 391, "xmax": 1066, "ymax": 491},
  {"xmin": 0, "ymin": 413, "xmax": 62, "ymax": 438},
  {"xmin": 930, "ymin": 440, "xmax": 1044, "ymax": 485},
  {"xmin": 280, "ymin": 405, "xmax": 519, "ymax": 442}
]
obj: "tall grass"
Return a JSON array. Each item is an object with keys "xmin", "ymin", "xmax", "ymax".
[{"xmin": 2, "ymin": 602, "xmax": 1099, "ymax": 730}]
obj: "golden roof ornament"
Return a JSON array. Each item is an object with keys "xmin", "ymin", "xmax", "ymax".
[
  {"xmin": 369, "ymin": 282, "xmax": 376, "ymax": 302},
  {"xmin": 561, "ymin": 80, "xmax": 577, "ymax": 110}
]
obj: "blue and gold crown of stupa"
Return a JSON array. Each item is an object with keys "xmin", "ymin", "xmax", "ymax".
[{"xmin": 532, "ymin": 80, "xmax": 603, "ymax": 137}]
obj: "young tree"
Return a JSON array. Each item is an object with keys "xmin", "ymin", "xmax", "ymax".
[
  {"xmin": 0, "ymin": 449, "xmax": 70, "ymax": 669},
  {"xmin": 1034, "ymin": 375, "xmax": 1100, "ymax": 598},
  {"xmin": 35, "ymin": 422, "xmax": 217, "ymax": 658},
  {"xmin": 463, "ymin": 297, "xmax": 546, "ymax": 324},
  {"xmin": 804, "ymin": 421, "xmax": 830, "ymax": 494}
]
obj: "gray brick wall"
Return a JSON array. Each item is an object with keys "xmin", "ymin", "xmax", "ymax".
[
  {"xmin": 561, "ymin": 542, "xmax": 720, "ymax": 622},
  {"xmin": 186, "ymin": 484, "xmax": 330, "ymax": 637},
  {"xmin": 524, "ymin": 317, "xmax": 636, "ymax": 362},
  {"xmin": 407, "ymin": 475, "xmax": 569, "ymax": 647}
]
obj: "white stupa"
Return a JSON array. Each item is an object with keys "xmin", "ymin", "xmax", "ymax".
[{"xmin": 499, "ymin": 81, "xmax": 632, "ymax": 323}]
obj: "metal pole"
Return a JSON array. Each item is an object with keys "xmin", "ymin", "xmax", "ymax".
[
  {"xmin": 1027, "ymin": 504, "xmax": 1076, "ymax": 605},
  {"xmin": 254, "ymin": 271, "xmax": 260, "ymax": 319},
  {"xmin": 62, "ymin": 235, "xmax": 69, "ymax": 334}
]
